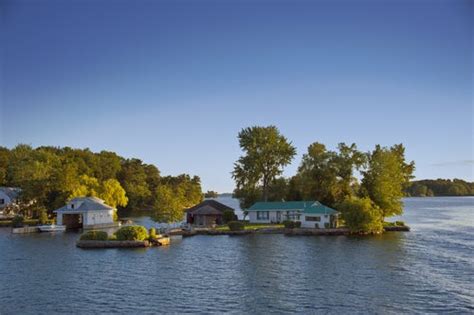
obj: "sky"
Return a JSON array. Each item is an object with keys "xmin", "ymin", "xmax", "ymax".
[{"xmin": 1, "ymin": 0, "xmax": 473, "ymax": 192}]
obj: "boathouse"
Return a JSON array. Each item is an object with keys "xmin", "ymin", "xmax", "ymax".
[
  {"xmin": 185, "ymin": 200, "xmax": 236, "ymax": 226},
  {"xmin": 54, "ymin": 197, "xmax": 116, "ymax": 229},
  {"xmin": 247, "ymin": 201, "xmax": 339, "ymax": 228}
]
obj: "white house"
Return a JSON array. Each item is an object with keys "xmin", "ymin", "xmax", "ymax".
[
  {"xmin": 0, "ymin": 187, "xmax": 21, "ymax": 209},
  {"xmin": 247, "ymin": 201, "xmax": 339, "ymax": 229},
  {"xmin": 0, "ymin": 187, "xmax": 21, "ymax": 218},
  {"xmin": 54, "ymin": 196, "xmax": 116, "ymax": 229}
]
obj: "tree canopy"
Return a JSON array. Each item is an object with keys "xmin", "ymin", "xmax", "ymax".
[
  {"xmin": 0, "ymin": 145, "xmax": 202, "ymax": 222},
  {"xmin": 232, "ymin": 126, "xmax": 296, "ymax": 208}
]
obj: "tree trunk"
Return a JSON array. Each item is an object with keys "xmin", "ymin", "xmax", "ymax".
[{"xmin": 262, "ymin": 175, "xmax": 268, "ymax": 202}]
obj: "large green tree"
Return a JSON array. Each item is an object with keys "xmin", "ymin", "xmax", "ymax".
[
  {"xmin": 294, "ymin": 142, "xmax": 365, "ymax": 207},
  {"xmin": 361, "ymin": 144, "xmax": 415, "ymax": 219},
  {"xmin": 232, "ymin": 126, "xmax": 296, "ymax": 207}
]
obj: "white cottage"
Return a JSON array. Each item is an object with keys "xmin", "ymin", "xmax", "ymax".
[
  {"xmin": 0, "ymin": 187, "xmax": 21, "ymax": 209},
  {"xmin": 247, "ymin": 201, "xmax": 339, "ymax": 229},
  {"xmin": 54, "ymin": 197, "xmax": 116, "ymax": 229},
  {"xmin": 0, "ymin": 187, "xmax": 21, "ymax": 218}
]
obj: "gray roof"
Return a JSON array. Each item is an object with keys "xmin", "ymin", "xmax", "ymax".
[
  {"xmin": 54, "ymin": 196, "xmax": 115, "ymax": 213},
  {"xmin": 0, "ymin": 187, "xmax": 21, "ymax": 200}
]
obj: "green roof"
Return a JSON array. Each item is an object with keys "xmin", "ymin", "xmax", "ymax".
[{"xmin": 247, "ymin": 201, "xmax": 338, "ymax": 215}]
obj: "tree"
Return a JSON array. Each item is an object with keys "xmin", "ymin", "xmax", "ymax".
[
  {"xmin": 232, "ymin": 126, "xmax": 296, "ymax": 206},
  {"xmin": 100, "ymin": 179, "xmax": 128, "ymax": 208},
  {"xmin": 361, "ymin": 144, "xmax": 414, "ymax": 219},
  {"xmin": 117, "ymin": 159, "xmax": 152, "ymax": 210},
  {"xmin": 294, "ymin": 142, "xmax": 365, "ymax": 207},
  {"xmin": 69, "ymin": 175, "xmax": 101, "ymax": 199},
  {"xmin": 152, "ymin": 185, "xmax": 184, "ymax": 223},
  {"xmin": 204, "ymin": 191, "xmax": 219, "ymax": 198},
  {"xmin": 338, "ymin": 197, "xmax": 383, "ymax": 234}
]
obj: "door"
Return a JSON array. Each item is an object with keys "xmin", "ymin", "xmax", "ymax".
[{"xmin": 276, "ymin": 212, "xmax": 281, "ymax": 223}]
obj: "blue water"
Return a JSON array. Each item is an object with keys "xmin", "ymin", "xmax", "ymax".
[{"xmin": 0, "ymin": 197, "xmax": 472, "ymax": 314}]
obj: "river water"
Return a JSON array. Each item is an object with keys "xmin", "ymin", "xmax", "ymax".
[{"xmin": 0, "ymin": 197, "xmax": 473, "ymax": 314}]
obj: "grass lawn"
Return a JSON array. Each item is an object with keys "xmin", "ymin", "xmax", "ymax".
[{"xmin": 215, "ymin": 223, "xmax": 284, "ymax": 231}]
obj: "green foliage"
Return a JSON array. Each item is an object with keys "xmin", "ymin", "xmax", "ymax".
[
  {"xmin": 405, "ymin": 179, "xmax": 473, "ymax": 196},
  {"xmin": 228, "ymin": 221, "xmax": 245, "ymax": 231},
  {"xmin": 0, "ymin": 145, "xmax": 200, "ymax": 215},
  {"xmin": 361, "ymin": 144, "xmax": 414, "ymax": 219},
  {"xmin": 149, "ymin": 227, "xmax": 157, "ymax": 239},
  {"xmin": 37, "ymin": 208, "xmax": 49, "ymax": 225},
  {"xmin": 152, "ymin": 175, "xmax": 203, "ymax": 223},
  {"xmin": 108, "ymin": 234, "xmax": 117, "ymax": 240},
  {"xmin": 338, "ymin": 197, "xmax": 383, "ymax": 234},
  {"xmin": 12, "ymin": 215, "xmax": 24, "ymax": 228},
  {"xmin": 232, "ymin": 126, "xmax": 296, "ymax": 207},
  {"xmin": 115, "ymin": 225, "xmax": 148, "ymax": 241},
  {"xmin": 222, "ymin": 210, "xmax": 236, "ymax": 223},
  {"xmin": 294, "ymin": 142, "xmax": 366, "ymax": 208},
  {"xmin": 204, "ymin": 191, "xmax": 219, "ymax": 198},
  {"xmin": 80, "ymin": 230, "xmax": 108, "ymax": 241},
  {"xmin": 283, "ymin": 221, "xmax": 301, "ymax": 228}
]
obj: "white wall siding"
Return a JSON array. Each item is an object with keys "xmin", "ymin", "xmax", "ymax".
[
  {"xmin": 0, "ymin": 191, "xmax": 12, "ymax": 209},
  {"xmin": 301, "ymin": 214, "xmax": 331, "ymax": 228}
]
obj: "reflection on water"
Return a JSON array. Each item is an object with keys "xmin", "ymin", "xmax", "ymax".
[{"xmin": 0, "ymin": 197, "xmax": 472, "ymax": 314}]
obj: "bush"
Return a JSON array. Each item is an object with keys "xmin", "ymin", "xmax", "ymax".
[
  {"xmin": 395, "ymin": 221, "xmax": 405, "ymax": 226},
  {"xmin": 283, "ymin": 220, "xmax": 300, "ymax": 229},
  {"xmin": 228, "ymin": 221, "xmax": 244, "ymax": 231},
  {"xmin": 324, "ymin": 223, "xmax": 330, "ymax": 229},
  {"xmin": 12, "ymin": 215, "xmax": 24, "ymax": 228},
  {"xmin": 108, "ymin": 234, "xmax": 117, "ymax": 241},
  {"xmin": 80, "ymin": 230, "xmax": 108, "ymax": 241},
  {"xmin": 338, "ymin": 197, "xmax": 383, "ymax": 234},
  {"xmin": 223, "ymin": 210, "xmax": 236, "ymax": 223},
  {"xmin": 37, "ymin": 209, "xmax": 49, "ymax": 225},
  {"xmin": 149, "ymin": 227, "xmax": 157, "ymax": 239},
  {"xmin": 115, "ymin": 225, "xmax": 148, "ymax": 241}
]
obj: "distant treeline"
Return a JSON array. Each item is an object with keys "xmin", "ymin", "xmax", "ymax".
[
  {"xmin": 0, "ymin": 145, "xmax": 203, "ymax": 221},
  {"xmin": 405, "ymin": 179, "xmax": 474, "ymax": 197}
]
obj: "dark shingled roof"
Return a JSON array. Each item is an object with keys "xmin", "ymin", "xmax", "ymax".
[{"xmin": 185, "ymin": 200, "xmax": 234, "ymax": 214}]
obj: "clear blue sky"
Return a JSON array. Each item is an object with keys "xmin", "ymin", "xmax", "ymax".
[{"xmin": 1, "ymin": 0, "xmax": 472, "ymax": 192}]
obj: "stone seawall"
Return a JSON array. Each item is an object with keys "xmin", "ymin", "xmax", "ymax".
[
  {"xmin": 76, "ymin": 240, "xmax": 150, "ymax": 248},
  {"xmin": 172, "ymin": 226, "xmax": 410, "ymax": 237}
]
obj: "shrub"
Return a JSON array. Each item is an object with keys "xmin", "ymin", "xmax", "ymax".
[
  {"xmin": 149, "ymin": 227, "xmax": 157, "ymax": 239},
  {"xmin": 37, "ymin": 209, "xmax": 49, "ymax": 225},
  {"xmin": 12, "ymin": 215, "xmax": 24, "ymax": 228},
  {"xmin": 108, "ymin": 234, "xmax": 117, "ymax": 241},
  {"xmin": 283, "ymin": 221, "xmax": 302, "ymax": 228},
  {"xmin": 80, "ymin": 230, "xmax": 108, "ymax": 241},
  {"xmin": 338, "ymin": 197, "xmax": 383, "ymax": 234},
  {"xmin": 324, "ymin": 223, "xmax": 330, "ymax": 229},
  {"xmin": 228, "ymin": 221, "xmax": 244, "ymax": 231},
  {"xmin": 395, "ymin": 221, "xmax": 405, "ymax": 226},
  {"xmin": 115, "ymin": 225, "xmax": 148, "ymax": 241},
  {"xmin": 223, "ymin": 210, "xmax": 236, "ymax": 223}
]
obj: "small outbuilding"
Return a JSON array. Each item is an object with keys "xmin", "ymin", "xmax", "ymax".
[
  {"xmin": 185, "ymin": 200, "xmax": 235, "ymax": 226},
  {"xmin": 54, "ymin": 197, "xmax": 117, "ymax": 229}
]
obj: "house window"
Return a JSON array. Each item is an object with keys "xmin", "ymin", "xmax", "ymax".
[
  {"xmin": 306, "ymin": 216, "xmax": 321, "ymax": 222},
  {"xmin": 257, "ymin": 211, "xmax": 269, "ymax": 220},
  {"xmin": 285, "ymin": 211, "xmax": 301, "ymax": 220},
  {"xmin": 71, "ymin": 204, "xmax": 75, "ymax": 209},
  {"xmin": 0, "ymin": 199, "xmax": 4, "ymax": 205}
]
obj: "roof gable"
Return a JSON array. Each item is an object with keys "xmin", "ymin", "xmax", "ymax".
[{"xmin": 185, "ymin": 200, "xmax": 234, "ymax": 214}]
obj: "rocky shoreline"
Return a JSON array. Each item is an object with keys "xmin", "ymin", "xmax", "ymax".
[{"xmin": 170, "ymin": 225, "xmax": 410, "ymax": 237}]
